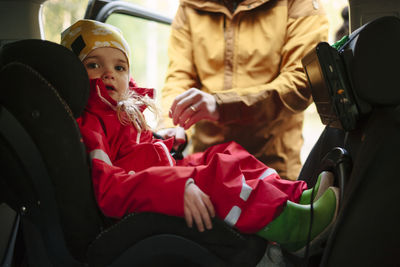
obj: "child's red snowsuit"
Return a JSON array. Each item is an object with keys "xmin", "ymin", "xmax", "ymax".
[{"xmin": 77, "ymin": 79, "xmax": 307, "ymax": 233}]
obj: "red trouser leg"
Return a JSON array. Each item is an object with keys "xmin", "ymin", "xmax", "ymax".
[{"xmin": 187, "ymin": 142, "xmax": 307, "ymax": 233}]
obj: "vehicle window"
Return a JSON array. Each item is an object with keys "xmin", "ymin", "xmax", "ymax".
[{"xmin": 42, "ymin": 0, "xmax": 90, "ymax": 43}]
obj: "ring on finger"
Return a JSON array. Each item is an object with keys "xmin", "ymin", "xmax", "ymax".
[{"xmin": 190, "ymin": 105, "xmax": 196, "ymax": 112}]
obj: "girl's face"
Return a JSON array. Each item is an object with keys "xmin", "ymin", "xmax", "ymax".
[{"xmin": 83, "ymin": 47, "xmax": 129, "ymax": 101}]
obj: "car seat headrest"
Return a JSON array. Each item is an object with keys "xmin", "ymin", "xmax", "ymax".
[
  {"xmin": 302, "ymin": 16, "xmax": 400, "ymax": 131},
  {"xmin": 342, "ymin": 16, "xmax": 400, "ymax": 106},
  {"xmin": 0, "ymin": 39, "xmax": 89, "ymax": 118}
]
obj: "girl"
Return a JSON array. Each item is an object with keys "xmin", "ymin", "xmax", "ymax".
[{"xmin": 61, "ymin": 19, "xmax": 339, "ymax": 256}]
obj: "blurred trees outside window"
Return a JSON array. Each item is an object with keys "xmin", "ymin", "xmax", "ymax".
[{"xmin": 42, "ymin": 0, "xmax": 89, "ymax": 43}]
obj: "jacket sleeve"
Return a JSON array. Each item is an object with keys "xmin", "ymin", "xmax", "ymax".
[
  {"xmin": 78, "ymin": 115, "xmax": 190, "ymax": 219},
  {"xmin": 215, "ymin": 2, "xmax": 329, "ymax": 124}
]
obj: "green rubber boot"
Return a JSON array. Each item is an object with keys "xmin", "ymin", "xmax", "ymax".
[
  {"xmin": 257, "ymin": 187, "xmax": 339, "ymax": 256},
  {"xmin": 299, "ymin": 171, "xmax": 334, "ymax": 205}
]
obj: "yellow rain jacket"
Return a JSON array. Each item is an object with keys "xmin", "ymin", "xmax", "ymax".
[{"xmin": 162, "ymin": 0, "xmax": 328, "ymax": 180}]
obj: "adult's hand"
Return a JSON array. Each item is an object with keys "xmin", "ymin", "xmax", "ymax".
[
  {"xmin": 169, "ymin": 88, "xmax": 220, "ymax": 130},
  {"xmin": 184, "ymin": 182, "xmax": 215, "ymax": 232}
]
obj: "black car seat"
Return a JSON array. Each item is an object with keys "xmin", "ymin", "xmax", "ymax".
[
  {"xmin": 299, "ymin": 16, "xmax": 400, "ymax": 266},
  {"xmin": 0, "ymin": 39, "xmax": 266, "ymax": 267}
]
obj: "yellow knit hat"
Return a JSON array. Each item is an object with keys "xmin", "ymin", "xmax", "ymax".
[{"xmin": 61, "ymin": 19, "xmax": 130, "ymax": 66}]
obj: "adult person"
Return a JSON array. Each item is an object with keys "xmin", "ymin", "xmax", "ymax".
[{"xmin": 159, "ymin": 0, "xmax": 329, "ymax": 180}]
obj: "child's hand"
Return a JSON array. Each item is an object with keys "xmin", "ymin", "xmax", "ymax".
[
  {"xmin": 156, "ymin": 127, "xmax": 186, "ymax": 151},
  {"xmin": 184, "ymin": 182, "xmax": 215, "ymax": 232}
]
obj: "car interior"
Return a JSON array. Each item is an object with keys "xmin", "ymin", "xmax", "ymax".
[{"xmin": 1, "ymin": 0, "xmax": 400, "ymax": 266}]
